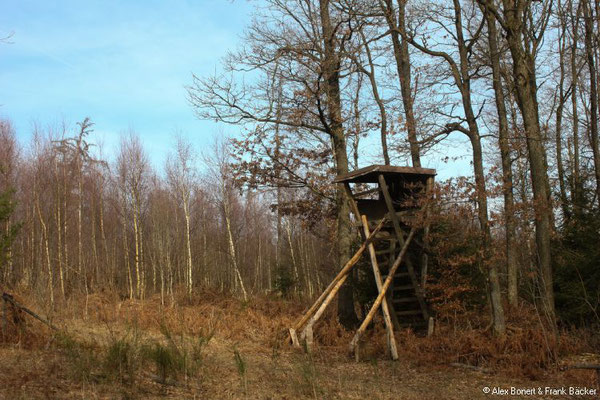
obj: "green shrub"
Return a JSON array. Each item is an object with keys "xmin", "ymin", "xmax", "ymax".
[
  {"xmin": 103, "ymin": 328, "xmax": 143, "ymax": 384},
  {"xmin": 54, "ymin": 332, "xmax": 98, "ymax": 382},
  {"xmin": 554, "ymin": 209, "xmax": 600, "ymax": 326},
  {"xmin": 142, "ymin": 322, "xmax": 215, "ymax": 384},
  {"xmin": 295, "ymin": 351, "xmax": 320, "ymax": 399},
  {"xmin": 273, "ymin": 265, "xmax": 296, "ymax": 297},
  {"xmin": 143, "ymin": 342, "xmax": 178, "ymax": 383},
  {"xmin": 233, "ymin": 346, "xmax": 247, "ymax": 393}
]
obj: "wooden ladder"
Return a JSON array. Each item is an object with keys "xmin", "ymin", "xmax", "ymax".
[{"xmin": 377, "ymin": 235, "xmax": 429, "ymax": 330}]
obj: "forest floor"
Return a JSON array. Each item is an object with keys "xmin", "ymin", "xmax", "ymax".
[{"xmin": 0, "ymin": 291, "xmax": 598, "ymax": 399}]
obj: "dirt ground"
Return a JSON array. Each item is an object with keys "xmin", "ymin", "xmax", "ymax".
[{"xmin": 0, "ymin": 293, "xmax": 598, "ymax": 399}]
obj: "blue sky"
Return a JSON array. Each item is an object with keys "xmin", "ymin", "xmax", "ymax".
[
  {"xmin": 0, "ymin": 0, "xmax": 471, "ymax": 180},
  {"xmin": 0, "ymin": 0, "xmax": 253, "ymax": 165}
]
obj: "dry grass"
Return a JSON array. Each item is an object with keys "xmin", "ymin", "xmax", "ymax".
[
  {"xmin": 359, "ymin": 304, "xmax": 597, "ymax": 382},
  {"xmin": 0, "ymin": 289, "xmax": 598, "ymax": 399}
]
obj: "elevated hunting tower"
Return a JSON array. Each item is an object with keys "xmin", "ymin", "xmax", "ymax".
[{"xmin": 289, "ymin": 165, "xmax": 435, "ymax": 361}]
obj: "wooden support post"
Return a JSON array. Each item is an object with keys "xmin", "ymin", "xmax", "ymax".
[
  {"xmin": 343, "ymin": 183, "xmax": 361, "ymax": 222},
  {"xmin": 301, "ymin": 269, "xmax": 351, "ymax": 349},
  {"xmin": 427, "ymin": 317, "xmax": 434, "ymax": 337},
  {"xmin": 361, "ymin": 215, "xmax": 398, "ymax": 360},
  {"xmin": 421, "ymin": 176, "xmax": 434, "ymax": 286},
  {"xmin": 344, "ymin": 182, "xmax": 400, "ymax": 332},
  {"xmin": 378, "ymin": 174, "xmax": 429, "ymax": 321},
  {"xmin": 289, "ymin": 217, "xmax": 387, "ymax": 346},
  {"xmin": 289, "ymin": 330, "xmax": 300, "ymax": 347},
  {"xmin": 303, "ymin": 324, "xmax": 314, "ymax": 350},
  {"xmin": 349, "ymin": 227, "xmax": 417, "ymax": 359},
  {"xmin": 386, "ymin": 239, "xmax": 402, "ymax": 331}
]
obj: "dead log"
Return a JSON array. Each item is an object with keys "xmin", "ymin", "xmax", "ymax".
[
  {"xmin": 561, "ymin": 364, "xmax": 600, "ymax": 382},
  {"xmin": 2, "ymin": 292, "xmax": 58, "ymax": 331}
]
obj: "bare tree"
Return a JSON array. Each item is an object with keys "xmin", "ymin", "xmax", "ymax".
[
  {"xmin": 0, "ymin": 120, "xmax": 20, "ymax": 284},
  {"xmin": 166, "ymin": 135, "xmax": 198, "ymax": 299},
  {"xmin": 402, "ymin": 0, "xmax": 506, "ymax": 334},
  {"xmin": 188, "ymin": 0, "xmax": 360, "ymax": 326},
  {"xmin": 479, "ymin": 0, "xmax": 556, "ymax": 325},
  {"xmin": 380, "ymin": 0, "xmax": 422, "ymax": 166},
  {"xmin": 205, "ymin": 138, "xmax": 248, "ymax": 302},
  {"xmin": 116, "ymin": 133, "xmax": 150, "ymax": 299},
  {"xmin": 581, "ymin": 0, "xmax": 600, "ymax": 206},
  {"xmin": 480, "ymin": 2, "xmax": 519, "ymax": 305}
]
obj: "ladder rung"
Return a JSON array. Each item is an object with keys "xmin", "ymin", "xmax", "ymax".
[
  {"xmin": 375, "ymin": 249, "xmax": 393, "ymax": 255},
  {"xmin": 382, "ymin": 273, "xmax": 410, "ymax": 280},
  {"xmin": 393, "ymin": 297, "xmax": 418, "ymax": 303},
  {"xmin": 394, "ymin": 285, "xmax": 415, "ymax": 291},
  {"xmin": 396, "ymin": 310, "xmax": 423, "ymax": 316},
  {"xmin": 394, "ymin": 272, "xmax": 410, "ymax": 278},
  {"xmin": 374, "ymin": 235, "xmax": 396, "ymax": 241}
]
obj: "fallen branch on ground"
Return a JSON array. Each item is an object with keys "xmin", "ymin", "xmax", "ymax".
[{"xmin": 2, "ymin": 292, "xmax": 58, "ymax": 331}]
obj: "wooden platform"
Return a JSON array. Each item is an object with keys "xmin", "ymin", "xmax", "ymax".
[{"xmin": 334, "ymin": 164, "xmax": 435, "ymax": 184}]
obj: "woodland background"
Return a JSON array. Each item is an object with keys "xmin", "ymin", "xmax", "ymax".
[{"xmin": 1, "ymin": 0, "xmax": 599, "ymax": 343}]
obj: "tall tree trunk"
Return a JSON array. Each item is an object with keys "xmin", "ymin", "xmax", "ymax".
[
  {"xmin": 36, "ymin": 195, "xmax": 53, "ymax": 308},
  {"xmin": 133, "ymin": 203, "xmax": 141, "ymax": 298},
  {"xmin": 78, "ymin": 164, "xmax": 84, "ymax": 292},
  {"xmin": 583, "ymin": 0, "xmax": 600, "ymax": 206},
  {"xmin": 139, "ymin": 211, "xmax": 145, "ymax": 298},
  {"xmin": 62, "ymin": 170, "xmax": 69, "ymax": 287},
  {"xmin": 483, "ymin": 7, "xmax": 519, "ymax": 306},
  {"xmin": 358, "ymin": 29, "xmax": 390, "ymax": 165},
  {"xmin": 452, "ymin": 0, "xmax": 506, "ymax": 334},
  {"xmin": 99, "ymin": 187, "xmax": 110, "ymax": 289},
  {"xmin": 223, "ymin": 189, "xmax": 248, "ymax": 302},
  {"xmin": 91, "ymin": 196, "xmax": 99, "ymax": 288},
  {"xmin": 159, "ymin": 241, "xmax": 165, "ymax": 306},
  {"xmin": 285, "ymin": 219, "xmax": 299, "ymax": 293},
  {"xmin": 202, "ymin": 216, "xmax": 208, "ymax": 287},
  {"xmin": 493, "ymin": 0, "xmax": 556, "ymax": 324},
  {"xmin": 184, "ymin": 200, "xmax": 193, "ymax": 298},
  {"xmin": 556, "ymin": 88, "xmax": 570, "ymax": 220},
  {"xmin": 123, "ymin": 206, "xmax": 133, "ymax": 300},
  {"xmin": 570, "ymin": 2, "xmax": 582, "ymax": 214},
  {"xmin": 403, "ymin": 0, "xmax": 506, "ymax": 333},
  {"xmin": 54, "ymin": 161, "xmax": 65, "ymax": 299},
  {"xmin": 274, "ymin": 80, "xmax": 285, "ymax": 288},
  {"xmin": 319, "ymin": 0, "xmax": 359, "ymax": 329},
  {"xmin": 556, "ymin": 2, "xmax": 571, "ymax": 220},
  {"xmin": 381, "ymin": 0, "xmax": 422, "ymax": 167}
]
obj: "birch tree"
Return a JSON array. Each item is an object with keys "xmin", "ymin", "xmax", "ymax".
[
  {"xmin": 166, "ymin": 136, "xmax": 198, "ymax": 298},
  {"xmin": 116, "ymin": 133, "xmax": 150, "ymax": 299}
]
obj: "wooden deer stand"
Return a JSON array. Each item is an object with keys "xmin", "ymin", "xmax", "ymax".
[{"xmin": 289, "ymin": 165, "xmax": 435, "ymax": 361}]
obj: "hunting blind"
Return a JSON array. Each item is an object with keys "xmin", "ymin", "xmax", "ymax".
[{"xmin": 289, "ymin": 165, "xmax": 435, "ymax": 361}]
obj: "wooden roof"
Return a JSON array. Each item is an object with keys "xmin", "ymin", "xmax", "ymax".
[{"xmin": 333, "ymin": 164, "xmax": 436, "ymax": 184}]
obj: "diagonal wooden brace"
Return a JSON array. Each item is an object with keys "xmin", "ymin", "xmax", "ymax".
[
  {"xmin": 289, "ymin": 217, "xmax": 387, "ymax": 347},
  {"xmin": 349, "ymin": 227, "xmax": 417, "ymax": 358}
]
